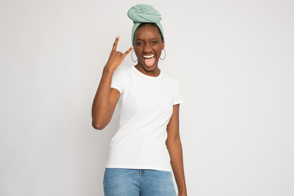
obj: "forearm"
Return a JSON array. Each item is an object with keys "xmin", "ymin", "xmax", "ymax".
[
  {"xmin": 91, "ymin": 66, "xmax": 114, "ymax": 129},
  {"xmin": 166, "ymin": 137, "xmax": 187, "ymax": 194}
]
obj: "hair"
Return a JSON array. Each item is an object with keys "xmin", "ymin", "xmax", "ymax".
[{"xmin": 135, "ymin": 23, "xmax": 164, "ymax": 43}]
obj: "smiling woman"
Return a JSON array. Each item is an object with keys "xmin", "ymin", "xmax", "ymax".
[
  {"xmin": 133, "ymin": 23, "xmax": 165, "ymax": 71},
  {"xmin": 91, "ymin": 3, "xmax": 187, "ymax": 196},
  {"xmin": 127, "ymin": 4, "xmax": 165, "ymax": 77}
]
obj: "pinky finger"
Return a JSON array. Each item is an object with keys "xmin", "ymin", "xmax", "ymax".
[{"xmin": 123, "ymin": 46, "xmax": 133, "ymax": 56}]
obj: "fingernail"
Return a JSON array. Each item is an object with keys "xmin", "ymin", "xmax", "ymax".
[{"xmin": 117, "ymin": 35, "xmax": 119, "ymax": 38}]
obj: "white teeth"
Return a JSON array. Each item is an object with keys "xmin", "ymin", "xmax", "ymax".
[{"xmin": 143, "ymin": 54, "xmax": 155, "ymax": 58}]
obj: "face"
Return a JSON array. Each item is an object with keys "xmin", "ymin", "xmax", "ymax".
[{"xmin": 134, "ymin": 24, "xmax": 165, "ymax": 70}]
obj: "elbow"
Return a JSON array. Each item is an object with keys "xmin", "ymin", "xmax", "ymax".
[{"xmin": 92, "ymin": 120, "xmax": 106, "ymax": 130}]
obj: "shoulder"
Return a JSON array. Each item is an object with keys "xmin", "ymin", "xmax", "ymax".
[
  {"xmin": 112, "ymin": 66, "xmax": 129, "ymax": 80},
  {"xmin": 114, "ymin": 66, "xmax": 128, "ymax": 74},
  {"xmin": 161, "ymin": 69, "xmax": 181, "ymax": 85},
  {"xmin": 116, "ymin": 65, "xmax": 133, "ymax": 76}
]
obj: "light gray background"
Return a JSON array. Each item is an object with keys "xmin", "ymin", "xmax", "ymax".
[{"xmin": 1, "ymin": 0, "xmax": 293, "ymax": 195}]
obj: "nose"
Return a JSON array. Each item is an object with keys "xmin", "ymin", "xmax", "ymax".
[{"xmin": 143, "ymin": 43, "xmax": 153, "ymax": 54}]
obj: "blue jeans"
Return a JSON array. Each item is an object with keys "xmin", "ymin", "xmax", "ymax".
[{"xmin": 103, "ymin": 168, "xmax": 177, "ymax": 196}]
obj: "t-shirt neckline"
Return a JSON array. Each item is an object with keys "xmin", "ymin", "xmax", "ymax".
[{"xmin": 132, "ymin": 65, "xmax": 162, "ymax": 79}]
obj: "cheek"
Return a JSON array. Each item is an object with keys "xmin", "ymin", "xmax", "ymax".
[
  {"xmin": 134, "ymin": 49, "xmax": 140, "ymax": 57},
  {"xmin": 157, "ymin": 49, "xmax": 162, "ymax": 58}
]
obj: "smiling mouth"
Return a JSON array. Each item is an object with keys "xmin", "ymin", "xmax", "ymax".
[{"xmin": 143, "ymin": 54, "xmax": 155, "ymax": 59}]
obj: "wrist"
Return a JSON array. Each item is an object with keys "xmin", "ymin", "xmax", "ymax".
[
  {"xmin": 104, "ymin": 65, "xmax": 115, "ymax": 73},
  {"xmin": 178, "ymin": 187, "xmax": 187, "ymax": 194}
]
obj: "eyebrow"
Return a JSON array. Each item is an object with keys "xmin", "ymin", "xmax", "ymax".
[{"xmin": 136, "ymin": 37, "xmax": 159, "ymax": 41}]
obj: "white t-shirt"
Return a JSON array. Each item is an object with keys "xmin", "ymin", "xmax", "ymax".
[{"xmin": 105, "ymin": 65, "xmax": 184, "ymax": 172}]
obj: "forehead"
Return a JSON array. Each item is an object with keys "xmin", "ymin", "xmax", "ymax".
[{"xmin": 135, "ymin": 24, "xmax": 161, "ymax": 39}]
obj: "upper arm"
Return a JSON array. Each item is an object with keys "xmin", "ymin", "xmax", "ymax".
[
  {"xmin": 166, "ymin": 76, "xmax": 183, "ymax": 142},
  {"xmin": 107, "ymin": 67, "xmax": 126, "ymax": 124},
  {"xmin": 166, "ymin": 104, "xmax": 180, "ymax": 143},
  {"xmin": 172, "ymin": 77, "xmax": 184, "ymax": 105},
  {"xmin": 108, "ymin": 87, "xmax": 121, "ymax": 123}
]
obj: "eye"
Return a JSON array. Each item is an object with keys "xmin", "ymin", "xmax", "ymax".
[
  {"xmin": 137, "ymin": 42, "xmax": 143, "ymax": 45},
  {"xmin": 152, "ymin": 41, "xmax": 158, "ymax": 44}
]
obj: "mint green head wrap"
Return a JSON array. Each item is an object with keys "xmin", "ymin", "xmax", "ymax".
[{"xmin": 127, "ymin": 4, "xmax": 165, "ymax": 46}]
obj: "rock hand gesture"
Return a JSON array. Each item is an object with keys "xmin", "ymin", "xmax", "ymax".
[
  {"xmin": 92, "ymin": 36, "xmax": 133, "ymax": 130},
  {"xmin": 105, "ymin": 36, "xmax": 133, "ymax": 71}
]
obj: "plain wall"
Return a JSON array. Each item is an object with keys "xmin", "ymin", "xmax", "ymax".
[{"xmin": 1, "ymin": 0, "xmax": 293, "ymax": 195}]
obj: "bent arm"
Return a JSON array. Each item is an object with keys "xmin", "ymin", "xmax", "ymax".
[{"xmin": 91, "ymin": 66, "xmax": 120, "ymax": 130}]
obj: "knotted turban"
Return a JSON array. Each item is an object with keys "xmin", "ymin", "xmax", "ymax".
[{"xmin": 127, "ymin": 4, "xmax": 165, "ymax": 46}]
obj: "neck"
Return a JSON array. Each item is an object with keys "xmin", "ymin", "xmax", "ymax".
[{"xmin": 135, "ymin": 64, "xmax": 160, "ymax": 77}]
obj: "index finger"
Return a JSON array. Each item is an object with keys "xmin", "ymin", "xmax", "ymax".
[{"xmin": 112, "ymin": 36, "xmax": 120, "ymax": 51}]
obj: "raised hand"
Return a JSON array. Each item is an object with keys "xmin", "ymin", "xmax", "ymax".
[{"xmin": 105, "ymin": 36, "xmax": 133, "ymax": 71}]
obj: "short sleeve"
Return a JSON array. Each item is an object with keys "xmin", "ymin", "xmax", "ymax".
[
  {"xmin": 111, "ymin": 67, "xmax": 126, "ymax": 94},
  {"xmin": 173, "ymin": 77, "xmax": 184, "ymax": 105}
]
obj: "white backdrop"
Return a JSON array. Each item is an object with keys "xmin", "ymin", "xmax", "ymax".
[{"xmin": 1, "ymin": 0, "xmax": 293, "ymax": 195}]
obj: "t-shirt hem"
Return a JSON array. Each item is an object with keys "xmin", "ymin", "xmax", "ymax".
[
  {"xmin": 111, "ymin": 85, "xmax": 122, "ymax": 93},
  {"xmin": 173, "ymin": 100, "xmax": 184, "ymax": 105},
  {"xmin": 105, "ymin": 163, "xmax": 172, "ymax": 172}
]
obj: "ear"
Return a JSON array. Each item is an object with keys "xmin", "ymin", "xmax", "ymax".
[{"xmin": 162, "ymin": 41, "xmax": 165, "ymax": 49}]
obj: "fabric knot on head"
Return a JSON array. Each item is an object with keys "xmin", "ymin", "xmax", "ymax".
[
  {"xmin": 127, "ymin": 4, "xmax": 164, "ymax": 46},
  {"xmin": 127, "ymin": 4, "xmax": 161, "ymax": 23}
]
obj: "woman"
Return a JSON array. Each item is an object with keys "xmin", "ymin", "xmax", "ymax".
[{"xmin": 91, "ymin": 4, "xmax": 187, "ymax": 196}]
